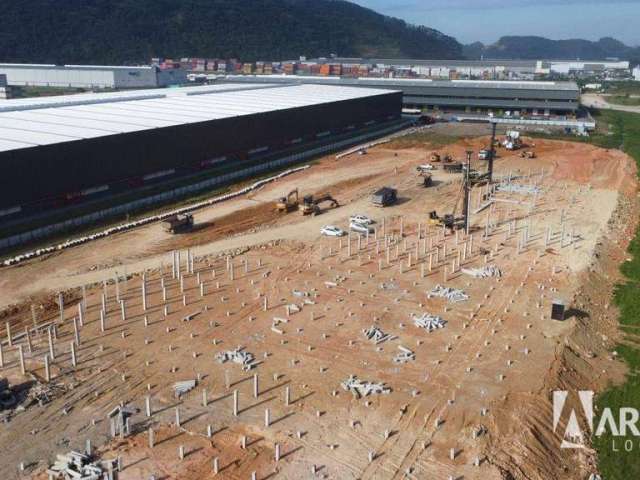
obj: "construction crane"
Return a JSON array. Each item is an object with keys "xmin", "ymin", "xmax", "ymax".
[
  {"xmin": 276, "ymin": 189, "xmax": 299, "ymax": 212},
  {"xmin": 428, "ymin": 151, "xmax": 473, "ymax": 233},
  {"xmin": 299, "ymin": 194, "xmax": 339, "ymax": 216}
]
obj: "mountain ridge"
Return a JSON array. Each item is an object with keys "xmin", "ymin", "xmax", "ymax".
[{"xmin": 0, "ymin": 0, "xmax": 462, "ymax": 64}]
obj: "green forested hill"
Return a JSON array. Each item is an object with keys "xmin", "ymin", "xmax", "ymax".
[{"xmin": 0, "ymin": 0, "xmax": 462, "ymax": 64}]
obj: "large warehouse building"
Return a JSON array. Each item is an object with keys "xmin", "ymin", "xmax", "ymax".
[
  {"xmin": 0, "ymin": 83, "xmax": 401, "ymax": 218},
  {"xmin": 0, "ymin": 63, "xmax": 187, "ymax": 89},
  {"xmin": 219, "ymin": 75, "xmax": 580, "ymax": 115}
]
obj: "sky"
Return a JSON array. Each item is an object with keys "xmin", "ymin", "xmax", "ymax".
[{"xmin": 352, "ymin": 0, "xmax": 640, "ymax": 46}]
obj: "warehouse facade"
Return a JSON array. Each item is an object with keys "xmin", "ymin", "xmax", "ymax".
[
  {"xmin": 219, "ymin": 75, "xmax": 580, "ymax": 114},
  {"xmin": 0, "ymin": 63, "xmax": 187, "ymax": 89},
  {"xmin": 0, "ymin": 83, "xmax": 401, "ymax": 217}
]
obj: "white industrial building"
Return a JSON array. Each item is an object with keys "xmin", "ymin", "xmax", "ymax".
[
  {"xmin": 0, "ymin": 64, "xmax": 187, "ymax": 89},
  {"xmin": 634, "ymin": 66, "xmax": 640, "ymax": 81},
  {"xmin": 536, "ymin": 60, "xmax": 630, "ymax": 75}
]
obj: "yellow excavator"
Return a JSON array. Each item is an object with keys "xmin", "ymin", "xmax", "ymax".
[
  {"xmin": 276, "ymin": 189, "xmax": 299, "ymax": 213},
  {"xmin": 299, "ymin": 194, "xmax": 339, "ymax": 216}
]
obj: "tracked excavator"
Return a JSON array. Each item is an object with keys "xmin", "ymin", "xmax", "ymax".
[
  {"xmin": 276, "ymin": 189, "xmax": 299, "ymax": 212},
  {"xmin": 299, "ymin": 194, "xmax": 339, "ymax": 216}
]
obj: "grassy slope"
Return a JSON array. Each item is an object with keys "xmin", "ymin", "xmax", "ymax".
[
  {"xmin": 586, "ymin": 110, "xmax": 640, "ymax": 478},
  {"xmin": 607, "ymin": 95, "xmax": 640, "ymax": 107}
]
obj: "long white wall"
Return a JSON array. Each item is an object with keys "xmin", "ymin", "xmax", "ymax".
[{"xmin": 0, "ymin": 64, "xmax": 159, "ymax": 88}]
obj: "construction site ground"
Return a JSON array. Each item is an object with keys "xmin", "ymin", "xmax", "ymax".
[{"xmin": 0, "ymin": 132, "xmax": 637, "ymax": 480}]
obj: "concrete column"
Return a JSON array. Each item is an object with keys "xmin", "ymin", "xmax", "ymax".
[
  {"xmin": 253, "ymin": 374, "xmax": 259, "ymax": 398},
  {"xmin": 78, "ymin": 303, "xmax": 84, "ymax": 327},
  {"xmin": 44, "ymin": 354, "xmax": 51, "ymax": 382},
  {"xmin": 233, "ymin": 390, "xmax": 239, "ymax": 416},
  {"xmin": 48, "ymin": 327, "xmax": 56, "ymax": 360},
  {"xmin": 148, "ymin": 428, "xmax": 154, "ymax": 448},
  {"xmin": 73, "ymin": 317, "xmax": 80, "ymax": 346},
  {"xmin": 175, "ymin": 407, "xmax": 181, "ymax": 428},
  {"xmin": 275, "ymin": 443, "xmax": 281, "ymax": 462},
  {"xmin": 100, "ymin": 309, "xmax": 106, "ymax": 333},
  {"xmin": 25, "ymin": 327, "xmax": 32, "ymax": 353},
  {"xmin": 0, "ymin": 342, "xmax": 4, "ymax": 368},
  {"xmin": 265, "ymin": 408, "xmax": 270, "ymax": 427},
  {"xmin": 18, "ymin": 345, "xmax": 25, "ymax": 375},
  {"xmin": 70, "ymin": 341, "xmax": 77, "ymax": 367},
  {"xmin": 142, "ymin": 279, "xmax": 147, "ymax": 311},
  {"xmin": 145, "ymin": 396, "xmax": 151, "ymax": 417},
  {"xmin": 285, "ymin": 386, "xmax": 290, "ymax": 406},
  {"xmin": 202, "ymin": 389, "xmax": 208, "ymax": 407},
  {"xmin": 58, "ymin": 293, "xmax": 64, "ymax": 323},
  {"xmin": 5, "ymin": 321, "xmax": 12, "ymax": 347}
]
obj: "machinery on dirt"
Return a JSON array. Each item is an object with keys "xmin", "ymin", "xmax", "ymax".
[
  {"xmin": 162, "ymin": 214, "xmax": 194, "ymax": 234},
  {"xmin": 276, "ymin": 189, "xmax": 299, "ymax": 213},
  {"xmin": 429, "ymin": 153, "xmax": 452, "ymax": 163},
  {"xmin": 443, "ymin": 162, "xmax": 463, "ymax": 173},
  {"xmin": 371, "ymin": 187, "xmax": 398, "ymax": 207},
  {"xmin": 520, "ymin": 150, "xmax": 536, "ymax": 159},
  {"xmin": 428, "ymin": 150, "xmax": 476, "ymax": 233},
  {"xmin": 420, "ymin": 173, "xmax": 433, "ymax": 187},
  {"xmin": 299, "ymin": 194, "xmax": 339, "ymax": 216},
  {"xmin": 503, "ymin": 130, "xmax": 522, "ymax": 151}
]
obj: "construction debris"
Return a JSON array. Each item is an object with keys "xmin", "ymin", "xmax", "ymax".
[
  {"xmin": 412, "ymin": 313, "xmax": 447, "ymax": 331},
  {"xmin": 429, "ymin": 284, "xmax": 469, "ymax": 303},
  {"xmin": 393, "ymin": 346, "xmax": 416, "ymax": 364},
  {"xmin": 496, "ymin": 182, "xmax": 540, "ymax": 195},
  {"xmin": 216, "ymin": 347, "xmax": 257, "ymax": 371},
  {"xmin": 341, "ymin": 375, "xmax": 391, "ymax": 399},
  {"xmin": 107, "ymin": 404, "xmax": 137, "ymax": 438},
  {"xmin": 462, "ymin": 264, "xmax": 502, "ymax": 278},
  {"xmin": 47, "ymin": 450, "xmax": 113, "ymax": 480},
  {"xmin": 173, "ymin": 380, "xmax": 197, "ymax": 397},
  {"xmin": 363, "ymin": 326, "xmax": 393, "ymax": 344}
]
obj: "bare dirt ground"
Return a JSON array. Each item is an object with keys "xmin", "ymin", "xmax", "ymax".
[{"xmin": 0, "ymin": 134, "xmax": 637, "ymax": 480}]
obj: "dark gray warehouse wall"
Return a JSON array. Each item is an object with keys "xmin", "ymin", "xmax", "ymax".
[{"xmin": 0, "ymin": 92, "xmax": 401, "ymax": 209}]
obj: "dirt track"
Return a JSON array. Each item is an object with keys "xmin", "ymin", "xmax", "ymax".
[{"xmin": 0, "ymin": 135, "xmax": 637, "ymax": 480}]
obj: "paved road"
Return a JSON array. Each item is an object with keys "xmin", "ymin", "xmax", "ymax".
[{"xmin": 582, "ymin": 93, "xmax": 640, "ymax": 114}]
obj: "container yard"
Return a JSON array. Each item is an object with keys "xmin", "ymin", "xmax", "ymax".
[{"xmin": 0, "ymin": 123, "xmax": 636, "ymax": 480}]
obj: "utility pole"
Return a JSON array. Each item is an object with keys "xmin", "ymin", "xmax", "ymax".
[
  {"xmin": 464, "ymin": 150, "xmax": 472, "ymax": 235},
  {"xmin": 488, "ymin": 121, "xmax": 497, "ymax": 183}
]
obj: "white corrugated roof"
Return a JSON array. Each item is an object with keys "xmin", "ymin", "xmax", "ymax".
[{"xmin": 0, "ymin": 83, "xmax": 396, "ymax": 153}]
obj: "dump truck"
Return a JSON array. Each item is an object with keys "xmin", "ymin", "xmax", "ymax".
[
  {"xmin": 372, "ymin": 187, "xmax": 397, "ymax": 207},
  {"xmin": 162, "ymin": 214, "xmax": 194, "ymax": 234},
  {"xmin": 276, "ymin": 189, "xmax": 299, "ymax": 212},
  {"xmin": 299, "ymin": 194, "xmax": 339, "ymax": 216}
]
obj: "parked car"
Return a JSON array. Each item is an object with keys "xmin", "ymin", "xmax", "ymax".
[
  {"xmin": 349, "ymin": 214, "xmax": 374, "ymax": 225},
  {"xmin": 349, "ymin": 222, "xmax": 373, "ymax": 234},
  {"xmin": 320, "ymin": 225, "xmax": 345, "ymax": 237}
]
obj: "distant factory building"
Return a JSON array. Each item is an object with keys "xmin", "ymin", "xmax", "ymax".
[
  {"xmin": 219, "ymin": 75, "xmax": 580, "ymax": 114},
  {"xmin": 0, "ymin": 64, "xmax": 187, "ymax": 89},
  {"xmin": 0, "ymin": 83, "xmax": 401, "ymax": 221},
  {"xmin": 536, "ymin": 60, "xmax": 630, "ymax": 76}
]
